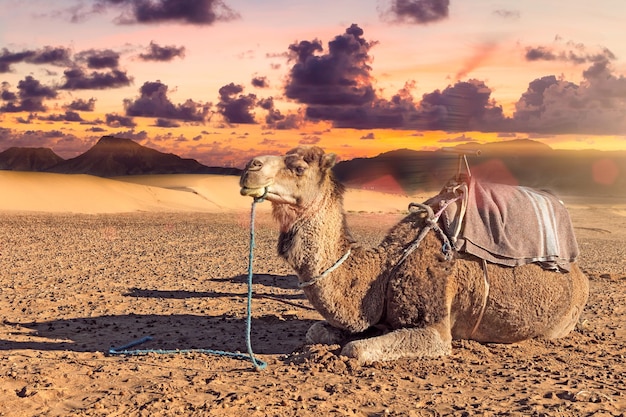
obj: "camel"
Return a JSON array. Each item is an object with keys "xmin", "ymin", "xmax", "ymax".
[{"xmin": 239, "ymin": 146, "xmax": 589, "ymax": 363}]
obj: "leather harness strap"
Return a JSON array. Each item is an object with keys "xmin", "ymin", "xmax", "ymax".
[{"xmin": 469, "ymin": 258, "xmax": 490, "ymax": 338}]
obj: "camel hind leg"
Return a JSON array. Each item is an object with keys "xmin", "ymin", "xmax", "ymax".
[
  {"xmin": 543, "ymin": 264, "xmax": 590, "ymax": 339},
  {"xmin": 340, "ymin": 324, "xmax": 452, "ymax": 364}
]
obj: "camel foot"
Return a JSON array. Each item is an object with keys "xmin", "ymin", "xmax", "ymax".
[
  {"xmin": 340, "ymin": 327, "xmax": 452, "ymax": 364},
  {"xmin": 306, "ymin": 321, "xmax": 348, "ymax": 345}
]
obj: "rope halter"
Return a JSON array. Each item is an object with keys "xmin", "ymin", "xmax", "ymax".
[{"xmin": 298, "ymin": 249, "xmax": 352, "ymax": 289}]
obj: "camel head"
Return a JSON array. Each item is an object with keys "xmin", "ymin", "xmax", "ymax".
[{"xmin": 240, "ymin": 146, "xmax": 338, "ymax": 207}]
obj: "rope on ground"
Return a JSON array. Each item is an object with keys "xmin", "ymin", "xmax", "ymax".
[{"xmin": 109, "ymin": 196, "xmax": 268, "ymax": 371}]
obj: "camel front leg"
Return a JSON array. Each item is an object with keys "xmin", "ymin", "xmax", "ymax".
[
  {"xmin": 306, "ymin": 321, "xmax": 350, "ymax": 345},
  {"xmin": 340, "ymin": 325, "xmax": 452, "ymax": 364}
]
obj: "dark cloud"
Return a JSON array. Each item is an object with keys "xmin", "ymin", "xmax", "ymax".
[
  {"xmin": 1, "ymin": 82, "xmax": 17, "ymax": 101},
  {"xmin": 40, "ymin": 111, "xmax": 84, "ymax": 122},
  {"xmin": 64, "ymin": 111, "xmax": 85, "ymax": 122},
  {"xmin": 525, "ymin": 47, "xmax": 557, "ymax": 62},
  {"xmin": 257, "ymin": 96, "xmax": 284, "ymax": 125},
  {"xmin": 266, "ymin": 52, "xmax": 289, "ymax": 59},
  {"xmin": 217, "ymin": 82, "xmax": 257, "ymax": 124},
  {"xmin": 257, "ymin": 97, "xmax": 305, "ymax": 130},
  {"xmin": 0, "ymin": 76, "xmax": 57, "ymax": 113},
  {"xmin": 111, "ymin": 129, "xmax": 149, "ymax": 141},
  {"xmin": 60, "ymin": 68, "xmax": 133, "ymax": 90},
  {"xmin": 155, "ymin": 118, "xmax": 181, "ymax": 128},
  {"xmin": 15, "ymin": 114, "xmax": 35, "ymax": 124},
  {"xmin": 303, "ymin": 77, "xmax": 507, "ymax": 131},
  {"xmin": 75, "ymin": 49, "xmax": 121, "ymax": 69},
  {"xmin": 139, "ymin": 42, "xmax": 185, "ymax": 61},
  {"xmin": 284, "ymin": 26, "xmax": 423, "ymax": 129},
  {"xmin": 282, "ymin": 27, "xmax": 499, "ymax": 130},
  {"xmin": 0, "ymin": 49, "xmax": 35, "ymax": 73},
  {"xmin": 525, "ymin": 44, "xmax": 616, "ymax": 65},
  {"xmin": 416, "ymin": 79, "xmax": 505, "ymax": 131},
  {"xmin": 92, "ymin": 0, "xmax": 240, "ymax": 25},
  {"xmin": 106, "ymin": 113, "xmax": 137, "ymax": 127},
  {"xmin": 26, "ymin": 46, "xmax": 73, "ymax": 66},
  {"xmin": 360, "ymin": 132, "xmax": 375, "ymax": 140},
  {"xmin": 123, "ymin": 80, "xmax": 210, "ymax": 121},
  {"xmin": 17, "ymin": 76, "xmax": 58, "ymax": 99},
  {"xmin": 257, "ymin": 97, "xmax": 273, "ymax": 111},
  {"xmin": 0, "ymin": 46, "xmax": 70, "ymax": 72},
  {"xmin": 66, "ymin": 98, "xmax": 97, "ymax": 111},
  {"xmin": 382, "ymin": 0, "xmax": 450, "ymax": 24},
  {"xmin": 251, "ymin": 76, "xmax": 269, "ymax": 88},
  {"xmin": 515, "ymin": 76, "xmax": 563, "ymax": 113},
  {"xmin": 0, "ymin": 99, "xmax": 45, "ymax": 113},
  {"xmin": 273, "ymin": 113, "xmax": 305, "ymax": 130},
  {"xmin": 0, "ymin": 90, "xmax": 17, "ymax": 101},
  {"xmin": 305, "ymin": 101, "xmax": 407, "ymax": 129},
  {"xmin": 285, "ymin": 24, "xmax": 376, "ymax": 106},
  {"xmin": 511, "ymin": 59, "xmax": 626, "ymax": 134},
  {"xmin": 281, "ymin": 25, "xmax": 626, "ymax": 135}
]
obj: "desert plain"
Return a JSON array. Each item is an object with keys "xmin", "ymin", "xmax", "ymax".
[{"xmin": 0, "ymin": 171, "xmax": 624, "ymax": 416}]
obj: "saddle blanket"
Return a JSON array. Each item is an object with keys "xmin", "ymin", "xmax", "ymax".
[{"xmin": 433, "ymin": 178, "xmax": 579, "ymax": 272}]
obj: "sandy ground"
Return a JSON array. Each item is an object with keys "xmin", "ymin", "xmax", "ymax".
[{"xmin": 0, "ymin": 173, "xmax": 625, "ymax": 416}]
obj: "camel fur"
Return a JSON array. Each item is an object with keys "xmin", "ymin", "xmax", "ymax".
[{"xmin": 239, "ymin": 146, "xmax": 589, "ymax": 363}]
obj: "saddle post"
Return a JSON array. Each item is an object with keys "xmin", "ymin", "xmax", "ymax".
[{"xmin": 441, "ymin": 147, "xmax": 481, "ymax": 182}]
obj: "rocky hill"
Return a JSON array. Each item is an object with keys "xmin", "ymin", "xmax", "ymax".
[
  {"xmin": 333, "ymin": 139, "xmax": 626, "ymax": 196},
  {"xmin": 0, "ymin": 147, "xmax": 64, "ymax": 171},
  {"xmin": 1, "ymin": 136, "xmax": 240, "ymax": 177},
  {"xmin": 1, "ymin": 137, "xmax": 624, "ymax": 195}
]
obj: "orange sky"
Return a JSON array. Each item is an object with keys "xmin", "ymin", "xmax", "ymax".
[{"xmin": 1, "ymin": 1, "xmax": 625, "ymax": 167}]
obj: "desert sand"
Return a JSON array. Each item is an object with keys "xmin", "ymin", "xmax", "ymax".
[{"xmin": 0, "ymin": 172, "xmax": 624, "ymax": 416}]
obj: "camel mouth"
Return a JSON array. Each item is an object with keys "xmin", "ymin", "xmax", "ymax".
[{"xmin": 240, "ymin": 186, "xmax": 269, "ymax": 199}]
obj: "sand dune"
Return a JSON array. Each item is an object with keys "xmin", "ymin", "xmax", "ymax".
[
  {"xmin": 0, "ymin": 171, "xmax": 425, "ymax": 214},
  {"xmin": 0, "ymin": 171, "xmax": 221, "ymax": 214}
]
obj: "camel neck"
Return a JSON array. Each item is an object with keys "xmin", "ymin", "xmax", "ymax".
[{"xmin": 275, "ymin": 187, "xmax": 354, "ymax": 279}]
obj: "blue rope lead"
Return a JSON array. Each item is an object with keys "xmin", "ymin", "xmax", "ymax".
[
  {"xmin": 109, "ymin": 197, "xmax": 268, "ymax": 371},
  {"xmin": 244, "ymin": 197, "xmax": 267, "ymax": 369}
]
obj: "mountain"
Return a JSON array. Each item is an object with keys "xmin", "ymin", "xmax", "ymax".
[
  {"xmin": 453, "ymin": 138, "xmax": 553, "ymax": 155},
  {"xmin": 334, "ymin": 139, "xmax": 626, "ymax": 196},
  {"xmin": 1, "ymin": 137, "xmax": 624, "ymax": 195},
  {"xmin": 45, "ymin": 136, "xmax": 240, "ymax": 177},
  {"xmin": 0, "ymin": 147, "xmax": 65, "ymax": 171}
]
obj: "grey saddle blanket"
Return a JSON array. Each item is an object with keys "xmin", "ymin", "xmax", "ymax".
[{"xmin": 431, "ymin": 178, "xmax": 579, "ymax": 272}]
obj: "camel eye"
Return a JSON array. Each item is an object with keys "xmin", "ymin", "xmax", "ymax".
[{"xmin": 294, "ymin": 166, "xmax": 306, "ymax": 176}]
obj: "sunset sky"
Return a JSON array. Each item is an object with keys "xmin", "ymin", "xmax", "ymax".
[{"xmin": 1, "ymin": 0, "xmax": 626, "ymax": 167}]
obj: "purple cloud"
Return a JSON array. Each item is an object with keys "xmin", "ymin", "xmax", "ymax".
[
  {"xmin": 124, "ymin": 80, "xmax": 210, "ymax": 121},
  {"xmin": 382, "ymin": 0, "xmax": 450, "ymax": 24},
  {"xmin": 216, "ymin": 82, "xmax": 257, "ymax": 124},
  {"xmin": 139, "ymin": 42, "xmax": 186, "ymax": 61},
  {"xmin": 60, "ymin": 68, "xmax": 133, "ymax": 90}
]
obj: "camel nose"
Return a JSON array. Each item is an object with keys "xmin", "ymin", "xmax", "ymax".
[{"xmin": 247, "ymin": 158, "xmax": 263, "ymax": 171}]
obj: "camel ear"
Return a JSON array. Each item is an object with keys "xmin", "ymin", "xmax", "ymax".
[{"xmin": 321, "ymin": 153, "xmax": 337, "ymax": 171}]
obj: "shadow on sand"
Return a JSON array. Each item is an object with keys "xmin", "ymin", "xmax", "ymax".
[
  {"xmin": 1, "ymin": 313, "xmax": 314, "ymax": 356},
  {"xmin": 124, "ymin": 273, "xmax": 314, "ymax": 311},
  {"xmin": 1, "ymin": 274, "xmax": 315, "ymax": 356}
]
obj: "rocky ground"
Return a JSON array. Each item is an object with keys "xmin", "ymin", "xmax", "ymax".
[{"xmin": 0, "ymin": 202, "xmax": 624, "ymax": 416}]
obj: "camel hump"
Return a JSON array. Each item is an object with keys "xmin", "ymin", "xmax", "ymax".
[{"xmin": 428, "ymin": 177, "xmax": 579, "ymax": 272}]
